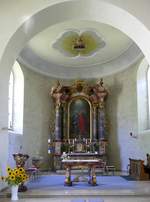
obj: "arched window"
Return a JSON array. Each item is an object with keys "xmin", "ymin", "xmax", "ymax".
[
  {"xmin": 8, "ymin": 72, "xmax": 14, "ymax": 130},
  {"xmin": 8, "ymin": 61, "xmax": 24, "ymax": 134},
  {"xmin": 137, "ymin": 58, "xmax": 149, "ymax": 133},
  {"xmin": 147, "ymin": 67, "xmax": 150, "ymax": 127}
]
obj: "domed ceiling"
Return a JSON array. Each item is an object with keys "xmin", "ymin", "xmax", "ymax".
[{"xmin": 19, "ymin": 20, "xmax": 142, "ymax": 78}]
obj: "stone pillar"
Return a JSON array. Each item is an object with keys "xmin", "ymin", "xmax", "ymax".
[
  {"xmin": 55, "ymin": 105, "xmax": 62, "ymax": 141},
  {"xmin": 62, "ymin": 104, "xmax": 67, "ymax": 140},
  {"xmin": 92, "ymin": 105, "xmax": 97, "ymax": 140},
  {"xmin": 54, "ymin": 105, "xmax": 63, "ymax": 170},
  {"xmin": 98, "ymin": 103, "xmax": 106, "ymax": 140}
]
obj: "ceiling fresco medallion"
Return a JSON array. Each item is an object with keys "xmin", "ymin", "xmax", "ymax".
[{"xmin": 53, "ymin": 29, "xmax": 106, "ymax": 57}]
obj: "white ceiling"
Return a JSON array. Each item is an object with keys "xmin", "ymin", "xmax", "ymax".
[{"xmin": 19, "ymin": 20, "xmax": 142, "ymax": 78}]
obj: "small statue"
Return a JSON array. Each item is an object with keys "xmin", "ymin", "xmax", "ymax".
[
  {"xmin": 96, "ymin": 78, "xmax": 108, "ymax": 103},
  {"xmin": 51, "ymin": 81, "xmax": 62, "ymax": 107}
]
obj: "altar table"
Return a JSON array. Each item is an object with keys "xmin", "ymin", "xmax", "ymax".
[{"xmin": 62, "ymin": 159, "xmax": 100, "ymax": 186}]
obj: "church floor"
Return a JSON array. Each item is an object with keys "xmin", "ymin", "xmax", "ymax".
[
  {"xmin": 1, "ymin": 172, "xmax": 150, "ymax": 201},
  {"xmin": 0, "ymin": 196, "xmax": 150, "ymax": 202}
]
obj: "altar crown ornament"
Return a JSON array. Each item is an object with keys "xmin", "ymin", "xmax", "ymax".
[
  {"xmin": 72, "ymin": 36, "xmax": 86, "ymax": 51},
  {"xmin": 53, "ymin": 29, "xmax": 106, "ymax": 57}
]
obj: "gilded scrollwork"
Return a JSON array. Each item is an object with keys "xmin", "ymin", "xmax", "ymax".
[
  {"xmin": 50, "ymin": 79, "xmax": 108, "ymax": 143},
  {"xmin": 51, "ymin": 79, "xmax": 108, "ymax": 107},
  {"xmin": 50, "ymin": 80, "xmax": 108, "ymax": 170}
]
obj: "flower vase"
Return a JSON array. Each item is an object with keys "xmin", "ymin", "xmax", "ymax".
[{"xmin": 11, "ymin": 185, "xmax": 19, "ymax": 201}]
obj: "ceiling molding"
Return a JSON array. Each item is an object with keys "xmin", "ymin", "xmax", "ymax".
[{"xmin": 18, "ymin": 42, "xmax": 142, "ymax": 79}]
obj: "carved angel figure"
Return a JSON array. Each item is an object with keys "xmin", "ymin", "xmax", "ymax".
[{"xmin": 51, "ymin": 81, "xmax": 63, "ymax": 106}]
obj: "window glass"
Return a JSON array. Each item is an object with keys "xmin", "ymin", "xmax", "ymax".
[{"xmin": 8, "ymin": 61, "xmax": 24, "ymax": 134}]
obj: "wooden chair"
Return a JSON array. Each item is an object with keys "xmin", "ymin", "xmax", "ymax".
[{"xmin": 26, "ymin": 167, "xmax": 39, "ymax": 180}]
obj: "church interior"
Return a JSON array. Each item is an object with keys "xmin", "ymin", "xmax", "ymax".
[{"xmin": 1, "ymin": 0, "xmax": 150, "ymax": 202}]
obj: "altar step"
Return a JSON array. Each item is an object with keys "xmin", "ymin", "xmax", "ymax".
[
  {"xmin": 1, "ymin": 185, "xmax": 150, "ymax": 197},
  {"xmin": 1, "ymin": 186, "xmax": 150, "ymax": 198},
  {"xmin": 1, "ymin": 194, "xmax": 150, "ymax": 202}
]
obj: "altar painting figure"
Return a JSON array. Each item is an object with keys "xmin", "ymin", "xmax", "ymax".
[{"xmin": 69, "ymin": 98, "xmax": 90, "ymax": 139}]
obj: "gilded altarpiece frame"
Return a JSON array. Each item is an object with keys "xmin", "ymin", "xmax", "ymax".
[{"xmin": 50, "ymin": 80, "xmax": 108, "ymax": 170}]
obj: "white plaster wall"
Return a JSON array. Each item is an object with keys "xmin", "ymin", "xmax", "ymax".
[
  {"xmin": 15, "ymin": 58, "xmax": 150, "ymax": 171},
  {"xmin": 105, "ymin": 61, "xmax": 139, "ymax": 170},
  {"xmin": 21, "ymin": 65, "xmax": 55, "ymax": 170},
  {"xmin": 0, "ymin": 132, "xmax": 8, "ymax": 190},
  {"xmin": 8, "ymin": 133, "xmax": 23, "ymax": 168},
  {"xmin": 105, "ymin": 59, "xmax": 150, "ymax": 171}
]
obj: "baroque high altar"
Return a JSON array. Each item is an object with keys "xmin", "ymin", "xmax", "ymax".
[{"xmin": 50, "ymin": 79, "xmax": 108, "ymax": 171}]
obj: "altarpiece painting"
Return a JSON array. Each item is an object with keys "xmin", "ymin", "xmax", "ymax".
[{"xmin": 69, "ymin": 97, "xmax": 91, "ymax": 139}]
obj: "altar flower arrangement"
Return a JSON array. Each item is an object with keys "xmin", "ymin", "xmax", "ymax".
[
  {"xmin": 0, "ymin": 166, "xmax": 28, "ymax": 186},
  {"xmin": 1, "ymin": 166, "xmax": 28, "ymax": 200}
]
